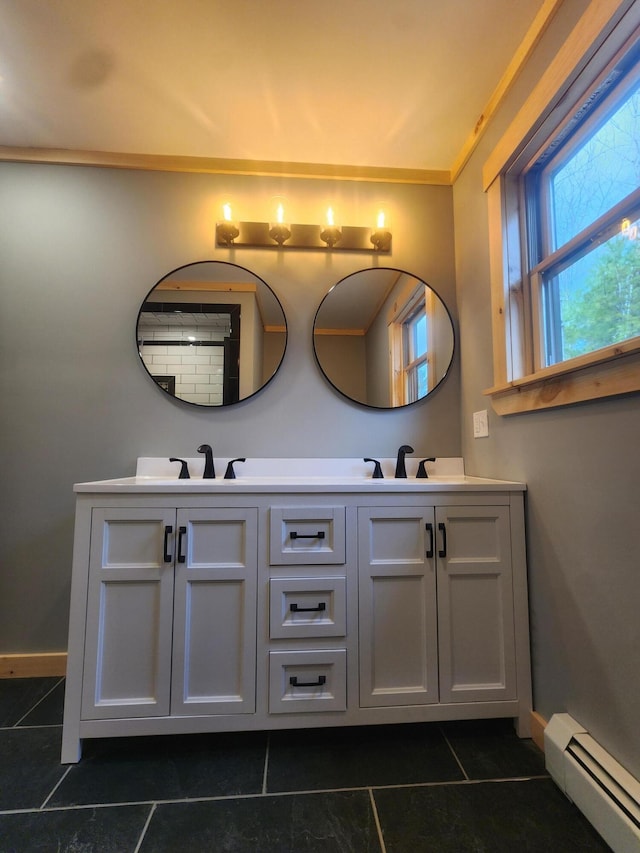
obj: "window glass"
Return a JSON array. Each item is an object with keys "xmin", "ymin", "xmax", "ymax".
[
  {"xmin": 528, "ymin": 59, "xmax": 640, "ymax": 368},
  {"xmin": 407, "ymin": 310, "xmax": 427, "ymax": 361},
  {"xmin": 485, "ymin": 12, "xmax": 640, "ymax": 413},
  {"xmin": 403, "ymin": 304, "xmax": 429, "ymax": 402},
  {"xmin": 541, "ymin": 212, "xmax": 640, "ymax": 364},
  {"xmin": 548, "ymin": 78, "xmax": 640, "ymax": 250}
]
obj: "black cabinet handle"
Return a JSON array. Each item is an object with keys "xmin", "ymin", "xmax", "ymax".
[
  {"xmin": 438, "ymin": 522, "xmax": 447, "ymax": 558},
  {"xmin": 290, "ymin": 602, "xmax": 327, "ymax": 613},
  {"xmin": 290, "ymin": 531, "xmax": 325, "ymax": 540},
  {"xmin": 425, "ymin": 522, "xmax": 434, "ymax": 559},
  {"xmin": 177, "ymin": 525, "xmax": 187, "ymax": 563},
  {"xmin": 289, "ymin": 675, "xmax": 327, "ymax": 688},
  {"xmin": 163, "ymin": 525, "xmax": 173, "ymax": 563}
]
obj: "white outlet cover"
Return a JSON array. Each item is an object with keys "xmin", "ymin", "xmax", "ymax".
[{"xmin": 473, "ymin": 410, "xmax": 489, "ymax": 438}]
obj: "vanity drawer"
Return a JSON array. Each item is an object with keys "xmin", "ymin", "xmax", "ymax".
[
  {"xmin": 268, "ymin": 650, "xmax": 347, "ymax": 713},
  {"xmin": 269, "ymin": 506, "xmax": 346, "ymax": 565},
  {"xmin": 269, "ymin": 577, "xmax": 346, "ymax": 639}
]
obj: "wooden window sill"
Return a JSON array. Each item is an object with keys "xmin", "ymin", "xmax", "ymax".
[{"xmin": 484, "ymin": 342, "xmax": 640, "ymax": 415}]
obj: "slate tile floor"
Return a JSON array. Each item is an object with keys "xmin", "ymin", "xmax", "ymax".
[{"xmin": 0, "ymin": 678, "xmax": 612, "ymax": 852}]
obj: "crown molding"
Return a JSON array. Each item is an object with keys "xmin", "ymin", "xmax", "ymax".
[{"xmin": 0, "ymin": 146, "xmax": 451, "ymax": 186}]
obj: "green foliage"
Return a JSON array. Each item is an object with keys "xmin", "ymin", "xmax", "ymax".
[{"xmin": 560, "ymin": 236, "xmax": 640, "ymax": 359}]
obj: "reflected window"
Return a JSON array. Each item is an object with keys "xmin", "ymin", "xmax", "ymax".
[
  {"xmin": 404, "ymin": 301, "xmax": 429, "ymax": 403},
  {"xmin": 389, "ymin": 283, "xmax": 438, "ymax": 406}
]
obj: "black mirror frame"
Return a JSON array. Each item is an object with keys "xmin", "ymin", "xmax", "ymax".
[
  {"xmin": 136, "ymin": 260, "xmax": 288, "ymax": 408},
  {"xmin": 312, "ymin": 266, "xmax": 456, "ymax": 410}
]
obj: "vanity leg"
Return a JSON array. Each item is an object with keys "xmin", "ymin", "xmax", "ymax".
[
  {"xmin": 61, "ymin": 727, "xmax": 82, "ymax": 764},
  {"xmin": 515, "ymin": 709, "xmax": 532, "ymax": 738}
]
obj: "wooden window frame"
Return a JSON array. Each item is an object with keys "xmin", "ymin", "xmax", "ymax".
[
  {"xmin": 388, "ymin": 283, "xmax": 437, "ymax": 406},
  {"xmin": 483, "ymin": 0, "xmax": 640, "ymax": 414}
]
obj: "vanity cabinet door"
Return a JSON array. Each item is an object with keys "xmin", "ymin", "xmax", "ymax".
[
  {"xmin": 358, "ymin": 507, "xmax": 439, "ymax": 707},
  {"xmin": 81, "ymin": 508, "xmax": 176, "ymax": 719},
  {"xmin": 436, "ymin": 506, "xmax": 517, "ymax": 703},
  {"xmin": 81, "ymin": 506, "xmax": 258, "ymax": 720},
  {"xmin": 171, "ymin": 508, "xmax": 258, "ymax": 715}
]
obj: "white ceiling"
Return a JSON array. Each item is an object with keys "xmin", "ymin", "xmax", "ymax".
[{"xmin": 0, "ymin": 0, "xmax": 547, "ymax": 173}]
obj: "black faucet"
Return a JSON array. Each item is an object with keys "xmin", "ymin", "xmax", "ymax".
[
  {"xmin": 394, "ymin": 445, "xmax": 414, "ymax": 478},
  {"xmin": 224, "ymin": 458, "xmax": 246, "ymax": 479},
  {"xmin": 416, "ymin": 457, "xmax": 436, "ymax": 478},
  {"xmin": 197, "ymin": 444, "xmax": 215, "ymax": 479},
  {"xmin": 364, "ymin": 458, "xmax": 384, "ymax": 479},
  {"xmin": 169, "ymin": 457, "xmax": 190, "ymax": 479}
]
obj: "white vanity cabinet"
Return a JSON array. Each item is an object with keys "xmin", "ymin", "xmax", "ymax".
[
  {"xmin": 72, "ymin": 504, "xmax": 257, "ymax": 731},
  {"xmin": 62, "ymin": 470, "xmax": 532, "ymax": 763},
  {"xmin": 359, "ymin": 504, "xmax": 516, "ymax": 708}
]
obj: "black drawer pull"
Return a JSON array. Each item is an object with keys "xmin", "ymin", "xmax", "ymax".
[
  {"xmin": 289, "ymin": 675, "xmax": 327, "ymax": 688},
  {"xmin": 425, "ymin": 522, "xmax": 434, "ymax": 559},
  {"xmin": 290, "ymin": 531, "xmax": 325, "ymax": 540},
  {"xmin": 177, "ymin": 525, "xmax": 187, "ymax": 563},
  {"xmin": 438, "ymin": 522, "xmax": 447, "ymax": 559},
  {"xmin": 163, "ymin": 525, "xmax": 173, "ymax": 563},
  {"xmin": 290, "ymin": 602, "xmax": 327, "ymax": 613}
]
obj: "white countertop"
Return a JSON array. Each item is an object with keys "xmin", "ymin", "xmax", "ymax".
[{"xmin": 74, "ymin": 458, "xmax": 525, "ymax": 494}]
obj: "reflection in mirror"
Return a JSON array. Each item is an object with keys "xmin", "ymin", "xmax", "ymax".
[
  {"xmin": 313, "ymin": 268, "xmax": 454, "ymax": 409},
  {"xmin": 137, "ymin": 261, "xmax": 287, "ymax": 406}
]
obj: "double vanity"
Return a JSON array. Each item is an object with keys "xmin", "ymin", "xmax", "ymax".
[{"xmin": 61, "ymin": 458, "xmax": 532, "ymax": 763}]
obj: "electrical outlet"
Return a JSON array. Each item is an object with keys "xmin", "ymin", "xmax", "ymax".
[{"xmin": 473, "ymin": 409, "xmax": 489, "ymax": 438}]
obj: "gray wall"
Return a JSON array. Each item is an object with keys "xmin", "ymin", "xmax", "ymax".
[
  {"xmin": 453, "ymin": 2, "xmax": 640, "ymax": 779},
  {"xmin": 0, "ymin": 164, "xmax": 459, "ymax": 653}
]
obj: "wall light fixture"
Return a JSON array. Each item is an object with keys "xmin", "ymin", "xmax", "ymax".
[
  {"xmin": 268, "ymin": 198, "xmax": 292, "ymax": 246},
  {"xmin": 216, "ymin": 203, "xmax": 240, "ymax": 245},
  {"xmin": 370, "ymin": 208, "xmax": 392, "ymax": 252},
  {"xmin": 320, "ymin": 207, "xmax": 342, "ymax": 248},
  {"xmin": 215, "ymin": 202, "xmax": 392, "ymax": 252}
]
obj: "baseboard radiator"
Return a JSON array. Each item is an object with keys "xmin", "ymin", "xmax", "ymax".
[{"xmin": 545, "ymin": 714, "xmax": 640, "ymax": 853}]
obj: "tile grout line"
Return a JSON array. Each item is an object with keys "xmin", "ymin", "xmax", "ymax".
[
  {"xmin": 133, "ymin": 802, "xmax": 157, "ymax": 853},
  {"xmin": 39, "ymin": 765, "xmax": 72, "ymax": 810},
  {"xmin": 262, "ymin": 734, "xmax": 270, "ymax": 795},
  {"xmin": 13, "ymin": 677, "xmax": 65, "ymax": 728},
  {"xmin": 368, "ymin": 788, "xmax": 387, "ymax": 853},
  {"xmin": 0, "ymin": 774, "xmax": 552, "ymax": 817},
  {"xmin": 439, "ymin": 726, "xmax": 470, "ymax": 781}
]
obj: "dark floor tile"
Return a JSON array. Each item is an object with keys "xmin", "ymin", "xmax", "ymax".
[
  {"xmin": 0, "ymin": 678, "xmax": 61, "ymax": 727},
  {"xmin": 48, "ymin": 731, "xmax": 267, "ymax": 806},
  {"xmin": 139, "ymin": 790, "xmax": 381, "ymax": 853},
  {"xmin": 0, "ymin": 804, "xmax": 150, "ymax": 853},
  {"xmin": 267, "ymin": 723, "xmax": 464, "ymax": 793},
  {"xmin": 0, "ymin": 727, "xmax": 66, "ymax": 810},
  {"xmin": 374, "ymin": 778, "xmax": 612, "ymax": 852},
  {"xmin": 17, "ymin": 679, "xmax": 65, "ymax": 727},
  {"xmin": 441, "ymin": 717, "xmax": 547, "ymax": 780}
]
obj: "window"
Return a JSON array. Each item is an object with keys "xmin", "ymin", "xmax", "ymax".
[
  {"xmin": 389, "ymin": 285, "xmax": 432, "ymax": 406},
  {"xmin": 528, "ymin": 63, "xmax": 640, "ymax": 369},
  {"xmin": 404, "ymin": 302, "xmax": 429, "ymax": 401},
  {"xmin": 483, "ymin": 5, "xmax": 640, "ymax": 414}
]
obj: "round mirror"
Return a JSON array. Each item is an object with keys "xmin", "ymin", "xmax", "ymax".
[
  {"xmin": 137, "ymin": 261, "xmax": 287, "ymax": 406},
  {"xmin": 313, "ymin": 268, "xmax": 454, "ymax": 409}
]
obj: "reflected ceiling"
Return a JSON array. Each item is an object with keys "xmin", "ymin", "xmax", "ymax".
[{"xmin": 0, "ymin": 0, "xmax": 548, "ymax": 173}]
